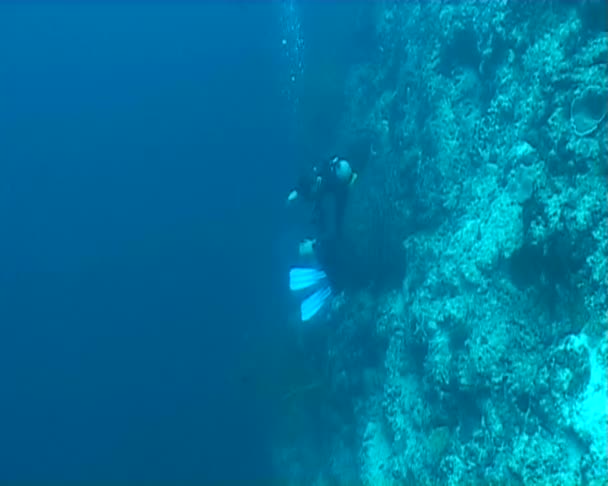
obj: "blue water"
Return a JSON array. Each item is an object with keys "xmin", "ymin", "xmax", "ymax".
[{"xmin": 0, "ymin": 3, "xmax": 295, "ymax": 482}]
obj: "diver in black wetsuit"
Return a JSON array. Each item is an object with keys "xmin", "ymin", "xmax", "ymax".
[{"xmin": 286, "ymin": 156, "xmax": 358, "ymax": 265}]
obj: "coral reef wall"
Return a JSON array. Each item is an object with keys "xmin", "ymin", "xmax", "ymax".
[{"xmin": 275, "ymin": 2, "xmax": 607, "ymax": 485}]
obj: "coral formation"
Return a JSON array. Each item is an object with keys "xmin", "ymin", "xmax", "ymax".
[
  {"xmin": 276, "ymin": 2, "xmax": 607, "ymax": 484},
  {"xmin": 571, "ymin": 85, "xmax": 608, "ymax": 136}
]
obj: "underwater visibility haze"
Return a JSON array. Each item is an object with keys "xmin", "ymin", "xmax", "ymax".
[
  {"xmin": 1, "ymin": 1, "xmax": 607, "ymax": 484},
  {"xmin": 0, "ymin": 2, "xmax": 294, "ymax": 482}
]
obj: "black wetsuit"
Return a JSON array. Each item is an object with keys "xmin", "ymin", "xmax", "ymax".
[{"xmin": 296, "ymin": 158, "xmax": 349, "ymax": 268}]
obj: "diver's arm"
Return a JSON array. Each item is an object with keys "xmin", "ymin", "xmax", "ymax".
[{"xmin": 286, "ymin": 189, "xmax": 299, "ymax": 204}]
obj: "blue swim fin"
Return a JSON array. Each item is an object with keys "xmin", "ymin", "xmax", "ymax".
[
  {"xmin": 289, "ymin": 267, "xmax": 328, "ymax": 292},
  {"xmin": 300, "ymin": 285, "xmax": 332, "ymax": 322}
]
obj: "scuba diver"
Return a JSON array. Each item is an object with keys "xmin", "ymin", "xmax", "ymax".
[
  {"xmin": 286, "ymin": 156, "xmax": 358, "ymax": 321},
  {"xmin": 287, "ymin": 156, "xmax": 357, "ymax": 258}
]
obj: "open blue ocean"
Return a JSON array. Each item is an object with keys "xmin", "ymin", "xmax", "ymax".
[
  {"xmin": 0, "ymin": 2, "xmax": 298, "ymax": 482},
  {"xmin": 1, "ymin": 2, "xmax": 606, "ymax": 484}
]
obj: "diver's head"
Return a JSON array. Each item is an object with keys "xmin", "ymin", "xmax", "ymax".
[{"xmin": 333, "ymin": 158, "xmax": 354, "ymax": 185}]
